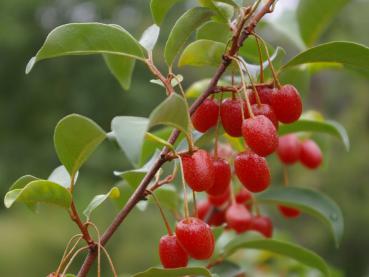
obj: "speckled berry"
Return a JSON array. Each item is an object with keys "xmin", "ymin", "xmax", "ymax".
[
  {"xmin": 191, "ymin": 98, "xmax": 219, "ymax": 133},
  {"xmin": 241, "ymin": 115, "xmax": 278, "ymax": 157},
  {"xmin": 234, "ymin": 151, "xmax": 270, "ymax": 193}
]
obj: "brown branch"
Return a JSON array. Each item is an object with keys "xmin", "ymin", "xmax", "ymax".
[
  {"xmin": 69, "ymin": 202, "xmax": 95, "ymax": 249},
  {"xmin": 77, "ymin": 1, "xmax": 276, "ymax": 275}
]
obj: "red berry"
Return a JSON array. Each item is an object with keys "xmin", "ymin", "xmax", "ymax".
[
  {"xmin": 250, "ymin": 103, "xmax": 279, "ymax": 129},
  {"xmin": 181, "ymin": 150, "xmax": 214, "ymax": 192},
  {"xmin": 220, "ymin": 98, "xmax": 247, "ymax": 137},
  {"xmin": 300, "ymin": 140, "xmax": 323, "ymax": 169},
  {"xmin": 249, "ymin": 86, "xmax": 275, "ymax": 105},
  {"xmin": 191, "ymin": 99, "xmax": 219, "ymax": 133},
  {"xmin": 175, "ymin": 217, "xmax": 215, "ymax": 260},
  {"xmin": 271, "ymin": 84, "xmax": 302, "ymax": 123},
  {"xmin": 235, "ymin": 188, "xmax": 252, "ymax": 204},
  {"xmin": 278, "ymin": 205, "xmax": 301, "ymax": 218},
  {"xmin": 277, "ymin": 134, "xmax": 301, "ymax": 164},
  {"xmin": 225, "ymin": 203, "xmax": 252, "ymax": 233},
  {"xmin": 234, "ymin": 151, "xmax": 270, "ymax": 193},
  {"xmin": 241, "ymin": 115, "xmax": 278, "ymax": 157},
  {"xmin": 208, "ymin": 188, "xmax": 230, "ymax": 207},
  {"xmin": 197, "ymin": 200, "xmax": 225, "ymax": 226},
  {"xmin": 206, "ymin": 158, "xmax": 231, "ymax": 196},
  {"xmin": 159, "ymin": 234, "xmax": 189, "ymax": 268},
  {"xmin": 251, "ymin": 216, "xmax": 273, "ymax": 238}
]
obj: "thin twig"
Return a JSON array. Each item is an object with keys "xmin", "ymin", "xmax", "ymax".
[{"xmin": 77, "ymin": 1, "xmax": 277, "ymax": 275}]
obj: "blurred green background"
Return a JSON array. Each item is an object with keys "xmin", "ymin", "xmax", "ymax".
[{"xmin": 1, "ymin": 0, "xmax": 369, "ymax": 276}]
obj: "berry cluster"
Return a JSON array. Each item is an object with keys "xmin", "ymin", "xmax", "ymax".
[{"xmin": 158, "ymin": 83, "xmax": 325, "ymax": 268}]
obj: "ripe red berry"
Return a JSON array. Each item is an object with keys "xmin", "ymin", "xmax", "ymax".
[
  {"xmin": 159, "ymin": 234, "xmax": 189, "ymax": 268},
  {"xmin": 206, "ymin": 158, "xmax": 231, "ymax": 196},
  {"xmin": 251, "ymin": 216, "xmax": 273, "ymax": 238},
  {"xmin": 225, "ymin": 203, "xmax": 252, "ymax": 233},
  {"xmin": 278, "ymin": 205, "xmax": 301, "ymax": 218},
  {"xmin": 234, "ymin": 151, "xmax": 270, "ymax": 193},
  {"xmin": 271, "ymin": 84, "xmax": 302, "ymax": 123},
  {"xmin": 208, "ymin": 187, "xmax": 230, "ymax": 207},
  {"xmin": 241, "ymin": 115, "xmax": 278, "ymax": 157},
  {"xmin": 191, "ymin": 98, "xmax": 219, "ymax": 133},
  {"xmin": 277, "ymin": 134, "xmax": 301, "ymax": 164},
  {"xmin": 249, "ymin": 86, "xmax": 275, "ymax": 105},
  {"xmin": 235, "ymin": 188, "xmax": 252, "ymax": 204},
  {"xmin": 220, "ymin": 98, "xmax": 247, "ymax": 137},
  {"xmin": 197, "ymin": 200, "xmax": 225, "ymax": 226},
  {"xmin": 181, "ymin": 149, "xmax": 214, "ymax": 192},
  {"xmin": 300, "ymin": 140, "xmax": 323, "ymax": 169},
  {"xmin": 175, "ymin": 217, "xmax": 215, "ymax": 260},
  {"xmin": 250, "ymin": 103, "xmax": 279, "ymax": 129}
]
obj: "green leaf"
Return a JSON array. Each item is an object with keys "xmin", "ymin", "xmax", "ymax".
[
  {"xmin": 297, "ymin": 0, "xmax": 349, "ymax": 46},
  {"xmin": 150, "ymin": 0, "xmax": 184, "ymax": 25},
  {"xmin": 26, "ymin": 23, "xmax": 145, "ymax": 74},
  {"xmin": 149, "ymin": 185, "xmax": 179, "ymax": 210},
  {"xmin": 164, "ymin": 7, "xmax": 214, "ymax": 65},
  {"xmin": 281, "ymin": 41, "xmax": 369, "ymax": 77},
  {"xmin": 115, "ymin": 151, "xmax": 161, "ymax": 188},
  {"xmin": 48, "ymin": 165, "xmax": 79, "ymax": 188},
  {"xmin": 178, "ymin": 39, "xmax": 226, "ymax": 67},
  {"xmin": 54, "ymin": 114, "xmax": 106, "ymax": 176},
  {"xmin": 111, "ymin": 116, "xmax": 149, "ymax": 167},
  {"xmin": 103, "ymin": 54, "xmax": 136, "ymax": 90},
  {"xmin": 198, "ymin": 0, "xmax": 234, "ymax": 23},
  {"xmin": 211, "ymin": 261, "xmax": 243, "ymax": 277},
  {"xmin": 83, "ymin": 186, "xmax": 120, "ymax": 219},
  {"xmin": 278, "ymin": 119, "xmax": 350, "ymax": 151},
  {"xmin": 196, "ymin": 21, "xmax": 231, "ymax": 44},
  {"xmin": 4, "ymin": 180, "xmax": 72, "ymax": 209},
  {"xmin": 9, "ymin": 175, "xmax": 39, "ymax": 191},
  {"xmin": 256, "ymin": 187, "xmax": 344, "ymax": 247},
  {"xmin": 223, "ymin": 239, "xmax": 330, "ymax": 276},
  {"xmin": 139, "ymin": 24, "xmax": 160, "ymax": 51},
  {"xmin": 149, "ymin": 94, "xmax": 190, "ymax": 136},
  {"xmin": 133, "ymin": 267, "xmax": 212, "ymax": 277}
]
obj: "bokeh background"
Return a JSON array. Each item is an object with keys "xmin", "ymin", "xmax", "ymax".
[{"xmin": 1, "ymin": 0, "xmax": 369, "ymax": 276}]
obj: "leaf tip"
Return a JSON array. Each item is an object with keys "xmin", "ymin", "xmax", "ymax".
[{"xmin": 25, "ymin": 57, "xmax": 36, "ymax": 74}]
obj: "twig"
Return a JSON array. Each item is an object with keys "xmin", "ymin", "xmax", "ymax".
[{"xmin": 77, "ymin": 1, "xmax": 277, "ymax": 276}]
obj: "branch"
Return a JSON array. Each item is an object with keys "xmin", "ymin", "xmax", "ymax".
[
  {"xmin": 77, "ymin": 1, "xmax": 277, "ymax": 275},
  {"xmin": 69, "ymin": 201, "xmax": 95, "ymax": 248}
]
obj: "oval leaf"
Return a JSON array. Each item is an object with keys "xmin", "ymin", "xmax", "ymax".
[
  {"xmin": 149, "ymin": 94, "xmax": 190, "ymax": 136},
  {"xmin": 196, "ymin": 21, "xmax": 231, "ymax": 44},
  {"xmin": 4, "ymin": 180, "xmax": 72, "ymax": 209},
  {"xmin": 150, "ymin": 0, "xmax": 184, "ymax": 25},
  {"xmin": 164, "ymin": 7, "xmax": 214, "ymax": 65},
  {"xmin": 54, "ymin": 114, "xmax": 106, "ymax": 176},
  {"xmin": 256, "ymin": 187, "xmax": 344, "ymax": 247},
  {"xmin": 282, "ymin": 41, "xmax": 369, "ymax": 77},
  {"xmin": 26, "ymin": 23, "xmax": 145, "ymax": 74},
  {"xmin": 48, "ymin": 165, "xmax": 79, "ymax": 188},
  {"xmin": 178, "ymin": 39, "xmax": 226, "ymax": 67},
  {"xmin": 278, "ymin": 119, "xmax": 350, "ymax": 151},
  {"xmin": 223, "ymin": 239, "xmax": 330, "ymax": 276},
  {"xmin": 140, "ymin": 24, "xmax": 160, "ymax": 52},
  {"xmin": 111, "ymin": 116, "xmax": 149, "ymax": 167},
  {"xmin": 83, "ymin": 187, "xmax": 120, "ymax": 219},
  {"xmin": 133, "ymin": 266, "xmax": 212, "ymax": 277}
]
